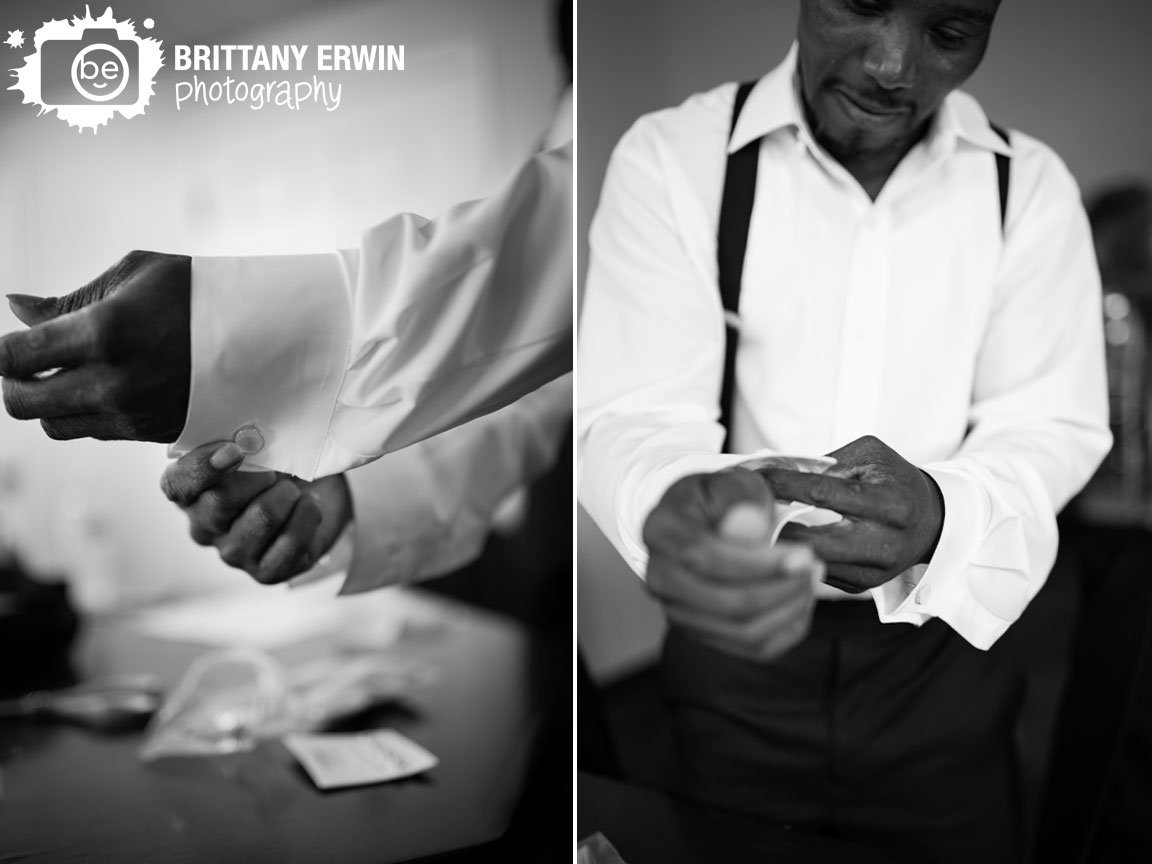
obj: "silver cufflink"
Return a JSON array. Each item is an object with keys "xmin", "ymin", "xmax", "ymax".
[{"xmin": 232, "ymin": 425, "xmax": 265, "ymax": 455}]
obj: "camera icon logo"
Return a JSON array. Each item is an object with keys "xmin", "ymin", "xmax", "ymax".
[
  {"xmin": 8, "ymin": 7, "xmax": 164, "ymax": 133},
  {"xmin": 41, "ymin": 28, "xmax": 138, "ymax": 105}
]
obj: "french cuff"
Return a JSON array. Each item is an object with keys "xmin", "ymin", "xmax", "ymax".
[
  {"xmin": 875, "ymin": 464, "xmax": 1023, "ymax": 650},
  {"xmin": 171, "ymin": 253, "xmax": 353, "ymax": 481},
  {"xmin": 617, "ymin": 450, "xmax": 775, "ymax": 578},
  {"xmin": 874, "ymin": 466, "xmax": 985, "ymax": 629}
]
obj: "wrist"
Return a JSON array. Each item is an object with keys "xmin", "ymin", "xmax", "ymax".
[{"xmin": 917, "ymin": 469, "xmax": 946, "ymax": 565}]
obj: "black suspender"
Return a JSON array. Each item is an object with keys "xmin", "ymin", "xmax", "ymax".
[
  {"xmin": 715, "ymin": 81, "xmax": 1012, "ymax": 451},
  {"xmin": 989, "ymin": 122, "xmax": 1011, "ymax": 228},
  {"xmin": 717, "ymin": 81, "xmax": 759, "ymax": 451}
]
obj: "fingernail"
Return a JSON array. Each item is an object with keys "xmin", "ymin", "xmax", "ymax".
[
  {"xmin": 719, "ymin": 502, "xmax": 772, "ymax": 541},
  {"xmin": 784, "ymin": 548, "xmax": 812, "ymax": 570},
  {"xmin": 7, "ymin": 294, "xmax": 57, "ymax": 327},
  {"xmin": 300, "ymin": 494, "xmax": 323, "ymax": 519},
  {"xmin": 209, "ymin": 442, "xmax": 244, "ymax": 470}
]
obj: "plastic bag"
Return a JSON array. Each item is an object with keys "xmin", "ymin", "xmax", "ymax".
[{"xmin": 139, "ymin": 647, "xmax": 435, "ymax": 761}]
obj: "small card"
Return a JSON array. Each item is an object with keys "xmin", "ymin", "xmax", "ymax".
[{"xmin": 283, "ymin": 729, "xmax": 439, "ymax": 789}]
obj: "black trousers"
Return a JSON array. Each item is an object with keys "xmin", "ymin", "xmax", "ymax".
[
  {"xmin": 1035, "ymin": 524, "xmax": 1152, "ymax": 863},
  {"xmin": 661, "ymin": 601, "xmax": 1026, "ymax": 864}
]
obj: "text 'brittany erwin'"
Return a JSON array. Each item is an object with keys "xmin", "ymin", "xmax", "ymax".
[{"xmin": 173, "ymin": 44, "xmax": 406, "ymax": 73}]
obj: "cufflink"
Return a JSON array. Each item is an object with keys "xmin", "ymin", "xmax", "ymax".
[{"xmin": 232, "ymin": 424, "xmax": 265, "ymax": 455}]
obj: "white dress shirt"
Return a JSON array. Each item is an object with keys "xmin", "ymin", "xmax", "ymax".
[
  {"xmin": 578, "ymin": 46, "xmax": 1111, "ymax": 650},
  {"xmin": 172, "ymin": 141, "xmax": 572, "ymax": 482},
  {"xmin": 294, "ymin": 373, "xmax": 571, "ymax": 594}
]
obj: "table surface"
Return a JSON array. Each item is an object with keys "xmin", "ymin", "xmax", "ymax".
[
  {"xmin": 577, "ymin": 773, "xmax": 909, "ymax": 864},
  {"xmin": 0, "ymin": 589, "xmax": 539, "ymax": 864}
]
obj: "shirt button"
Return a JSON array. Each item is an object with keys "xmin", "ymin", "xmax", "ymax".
[
  {"xmin": 916, "ymin": 584, "xmax": 932, "ymax": 606},
  {"xmin": 233, "ymin": 425, "xmax": 265, "ymax": 455}
]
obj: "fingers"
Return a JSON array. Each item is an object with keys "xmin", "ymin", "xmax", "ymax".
[
  {"xmin": 40, "ymin": 413, "xmax": 149, "ymax": 442},
  {"xmin": 777, "ymin": 523, "xmax": 895, "ymax": 592},
  {"xmin": 185, "ymin": 472, "xmax": 281, "ymax": 536},
  {"xmin": 658, "ymin": 469, "xmax": 774, "ymax": 529},
  {"xmin": 0, "ymin": 304, "xmax": 105, "ymax": 379},
  {"xmin": 699, "ymin": 469, "xmax": 775, "ymax": 525},
  {"xmin": 777, "ymin": 521, "xmax": 894, "ymax": 565},
  {"xmin": 718, "ymin": 501, "xmax": 774, "ymax": 541},
  {"xmin": 7, "ymin": 294, "xmax": 62, "ymax": 326},
  {"xmin": 643, "ymin": 471, "xmax": 777, "ymax": 580},
  {"xmin": 254, "ymin": 495, "xmax": 323, "ymax": 584},
  {"xmin": 822, "ymin": 564, "xmax": 886, "ymax": 594},
  {"xmin": 649, "ymin": 542, "xmax": 822, "ymax": 662},
  {"xmin": 160, "ymin": 442, "xmax": 246, "ymax": 507},
  {"xmin": 214, "ymin": 479, "xmax": 306, "ymax": 576},
  {"xmin": 649, "ymin": 545, "xmax": 814, "ymax": 619},
  {"xmin": 673, "ymin": 595, "xmax": 815, "ymax": 663},
  {"xmin": 761, "ymin": 468, "xmax": 913, "ymax": 526},
  {"xmin": 3, "ymin": 368, "xmax": 107, "ymax": 420}
]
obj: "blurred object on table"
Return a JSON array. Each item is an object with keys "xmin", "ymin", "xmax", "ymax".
[
  {"xmin": 139, "ymin": 646, "xmax": 435, "ymax": 760},
  {"xmin": 0, "ymin": 589, "xmax": 537, "ymax": 864},
  {"xmin": 0, "ymin": 545, "xmax": 79, "ymax": 699},
  {"xmin": 0, "ymin": 675, "xmax": 162, "ymax": 732}
]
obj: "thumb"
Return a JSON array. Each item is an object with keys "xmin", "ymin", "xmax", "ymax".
[
  {"xmin": 7, "ymin": 294, "xmax": 63, "ymax": 327},
  {"xmin": 702, "ymin": 468, "xmax": 775, "ymax": 529},
  {"xmin": 718, "ymin": 501, "xmax": 775, "ymax": 543}
]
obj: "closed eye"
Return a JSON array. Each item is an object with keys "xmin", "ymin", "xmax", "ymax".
[
  {"xmin": 929, "ymin": 25, "xmax": 976, "ymax": 49},
  {"xmin": 844, "ymin": 0, "xmax": 886, "ymax": 16}
]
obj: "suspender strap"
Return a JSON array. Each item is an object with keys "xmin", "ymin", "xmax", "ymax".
[
  {"xmin": 715, "ymin": 93, "xmax": 1012, "ymax": 449},
  {"xmin": 717, "ymin": 81, "xmax": 759, "ymax": 451},
  {"xmin": 989, "ymin": 122, "xmax": 1011, "ymax": 232}
]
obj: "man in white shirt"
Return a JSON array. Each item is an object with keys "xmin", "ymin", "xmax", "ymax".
[
  {"xmin": 578, "ymin": 0, "xmax": 1110, "ymax": 861},
  {"xmin": 0, "ymin": 139, "xmax": 570, "ymax": 481}
]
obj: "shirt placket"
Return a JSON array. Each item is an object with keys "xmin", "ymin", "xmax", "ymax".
[{"xmin": 832, "ymin": 207, "xmax": 889, "ymax": 444}]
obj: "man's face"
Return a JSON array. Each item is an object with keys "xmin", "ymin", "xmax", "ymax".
[{"xmin": 797, "ymin": 0, "xmax": 999, "ymax": 161}]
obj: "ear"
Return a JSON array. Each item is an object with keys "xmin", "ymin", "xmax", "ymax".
[{"xmin": 7, "ymin": 294, "xmax": 61, "ymax": 327}]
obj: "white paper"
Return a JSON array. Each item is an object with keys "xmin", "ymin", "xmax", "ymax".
[{"xmin": 283, "ymin": 729, "xmax": 439, "ymax": 789}]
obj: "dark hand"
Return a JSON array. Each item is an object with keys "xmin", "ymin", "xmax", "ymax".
[
  {"xmin": 160, "ymin": 441, "xmax": 354, "ymax": 585},
  {"xmin": 761, "ymin": 435, "xmax": 944, "ymax": 594},
  {"xmin": 643, "ymin": 469, "xmax": 823, "ymax": 663},
  {"xmin": 0, "ymin": 250, "xmax": 191, "ymax": 442}
]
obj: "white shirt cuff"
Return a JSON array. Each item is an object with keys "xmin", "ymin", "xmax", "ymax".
[
  {"xmin": 171, "ymin": 253, "xmax": 352, "ymax": 480},
  {"xmin": 874, "ymin": 463, "xmax": 1030, "ymax": 650}
]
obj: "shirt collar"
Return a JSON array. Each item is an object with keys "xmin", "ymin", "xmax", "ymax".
[
  {"xmin": 727, "ymin": 43, "xmax": 804, "ymax": 154},
  {"xmin": 728, "ymin": 43, "xmax": 1014, "ymax": 158}
]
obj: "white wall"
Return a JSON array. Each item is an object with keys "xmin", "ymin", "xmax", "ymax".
[
  {"xmin": 577, "ymin": 0, "xmax": 1152, "ymax": 681},
  {"xmin": 0, "ymin": 0, "xmax": 562, "ymax": 608}
]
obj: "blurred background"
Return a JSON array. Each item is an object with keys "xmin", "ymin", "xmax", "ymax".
[
  {"xmin": 0, "ymin": 0, "xmax": 563, "ymax": 609},
  {"xmin": 577, "ymin": 0, "xmax": 1152, "ymax": 857}
]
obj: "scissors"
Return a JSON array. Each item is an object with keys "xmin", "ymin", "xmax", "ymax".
[{"xmin": 0, "ymin": 675, "xmax": 164, "ymax": 731}]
